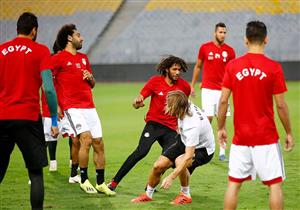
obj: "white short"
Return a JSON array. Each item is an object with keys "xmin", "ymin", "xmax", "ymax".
[
  {"xmin": 201, "ymin": 88, "xmax": 230, "ymax": 117},
  {"xmin": 228, "ymin": 143, "xmax": 285, "ymax": 185},
  {"xmin": 43, "ymin": 117, "xmax": 59, "ymax": 142},
  {"xmin": 60, "ymin": 108, "xmax": 102, "ymax": 139}
]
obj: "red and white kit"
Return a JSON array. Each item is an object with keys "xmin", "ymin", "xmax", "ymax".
[
  {"xmin": 223, "ymin": 53, "xmax": 287, "ymax": 184},
  {"xmin": 198, "ymin": 41, "xmax": 235, "ymax": 116},
  {"xmin": 140, "ymin": 75, "xmax": 191, "ymax": 131},
  {"xmin": 52, "ymin": 50, "xmax": 102, "ymax": 138}
]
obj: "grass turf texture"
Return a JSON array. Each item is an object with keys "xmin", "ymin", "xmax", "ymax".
[{"xmin": 0, "ymin": 82, "xmax": 299, "ymax": 210}]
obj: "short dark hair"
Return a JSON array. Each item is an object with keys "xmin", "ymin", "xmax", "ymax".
[
  {"xmin": 246, "ymin": 21, "xmax": 267, "ymax": 44},
  {"xmin": 55, "ymin": 24, "xmax": 76, "ymax": 50},
  {"xmin": 17, "ymin": 12, "xmax": 38, "ymax": 35},
  {"xmin": 52, "ymin": 41, "xmax": 61, "ymax": 54},
  {"xmin": 215, "ymin": 22, "xmax": 226, "ymax": 31},
  {"xmin": 156, "ymin": 55, "xmax": 188, "ymax": 76}
]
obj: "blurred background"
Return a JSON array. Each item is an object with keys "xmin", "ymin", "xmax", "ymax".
[{"xmin": 1, "ymin": 0, "xmax": 299, "ymax": 81}]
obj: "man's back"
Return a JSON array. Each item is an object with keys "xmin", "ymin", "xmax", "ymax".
[
  {"xmin": 0, "ymin": 37, "xmax": 51, "ymax": 120},
  {"xmin": 223, "ymin": 53, "xmax": 287, "ymax": 146}
]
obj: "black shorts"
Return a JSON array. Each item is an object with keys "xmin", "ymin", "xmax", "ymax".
[
  {"xmin": 0, "ymin": 118, "xmax": 48, "ymax": 170},
  {"xmin": 162, "ymin": 138, "xmax": 214, "ymax": 174}
]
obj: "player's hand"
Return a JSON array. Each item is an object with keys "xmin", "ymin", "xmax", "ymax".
[
  {"xmin": 160, "ymin": 176, "xmax": 173, "ymax": 189},
  {"xmin": 57, "ymin": 106, "xmax": 63, "ymax": 120},
  {"xmin": 191, "ymin": 87, "xmax": 196, "ymax": 98},
  {"xmin": 218, "ymin": 129, "xmax": 227, "ymax": 149},
  {"xmin": 51, "ymin": 126, "xmax": 59, "ymax": 138},
  {"xmin": 82, "ymin": 70, "xmax": 93, "ymax": 81},
  {"xmin": 284, "ymin": 133, "xmax": 295, "ymax": 152},
  {"xmin": 132, "ymin": 95, "xmax": 144, "ymax": 109}
]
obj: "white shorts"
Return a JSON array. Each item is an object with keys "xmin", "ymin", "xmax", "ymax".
[
  {"xmin": 228, "ymin": 143, "xmax": 285, "ymax": 185},
  {"xmin": 201, "ymin": 88, "xmax": 230, "ymax": 117},
  {"xmin": 60, "ymin": 108, "xmax": 102, "ymax": 139},
  {"xmin": 43, "ymin": 117, "xmax": 60, "ymax": 142}
]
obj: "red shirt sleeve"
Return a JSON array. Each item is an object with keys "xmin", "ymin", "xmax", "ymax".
[
  {"xmin": 222, "ymin": 62, "xmax": 233, "ymax": 90},
  {"xmin": 140, "ymin": 77, "xmax": 155, "ymax": 98},
  {"xmin": 39, "ymin": 45, "xmax": 52, "ymax": 72},
  {"xmin": 85, "ymin": 55, "xmax": 93, "ymax": 74},
  {"xmin": 198, "ymin": 44, "xmax": 205, "ymax": 60},
  {"xmin": 273, "ymin": 63, "xmax": 287, "ymax": 94}
]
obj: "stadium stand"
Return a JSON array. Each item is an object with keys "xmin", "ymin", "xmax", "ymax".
[
  {"xmin": 0, "ymin": 0, "xmax": 123, "ymax": 53},
  {"xmin": 91, "ymin": 0, "xmax": 300, "ymax": 64}
]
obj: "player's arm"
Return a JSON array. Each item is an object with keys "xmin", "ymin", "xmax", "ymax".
[
  {"xmin": 274, "ymin": 93, "xmax": 295, "ymax": 151},
  {"xmin": 41, "ymin": 70, "xmax": 59, "ymax": 137},
  {"xmin": 82, "ymin": 70, "xmax": 95, "ymax": 88},
  {"xmin": 132, "ymin": 94, "xmax": 145, "ymax": 109},
  {"xmin": 190, "ymin": 59, "xmax": 203, "ymax": 97},
  {"xmin": 160, "ymin": 146, "xmax": 195, "ymax": 189},
  {"xmin": 217, "ymin": 87, "xmax": 231, "ymax": 149}
]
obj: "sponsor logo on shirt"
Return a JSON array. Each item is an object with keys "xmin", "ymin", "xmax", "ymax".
[
  {"xmin": 67, "ymin": 61, "xmax": 72, "ymax": 66},
  {"xmin": 82, "ymin": 58, "xmax": 86, "ymax": 65},
  {"xmin": 208, "ymin": 52, "xmax": 214, "ymax": 60},
  {"xmin": 207, "ymin": 51, "xmax": 228, "ymax": 62},
  {"xmin": 158, "ymin": 91, "xmax": 164, "ymax": 96},
  {"xmin": 215, "ymin": 53, "xmax": 221, "ymax": 59}
]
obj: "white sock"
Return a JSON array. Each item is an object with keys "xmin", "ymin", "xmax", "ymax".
[
  {"xmin": 146, "ymin": 185, "xmax": 155, "ymax": 198},
  {"xmin": 181, "ymin": 186, "xmax": 191, "ymax": 197},
  {"xmin": 219, "ymin": 146, "xmax": 226, "ymax": 156}
]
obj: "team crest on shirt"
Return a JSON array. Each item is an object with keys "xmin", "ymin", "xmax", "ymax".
[
  {"xmin": 82, "ymin": 58, "xmax": 86, "ymax": 65},
  {"xmin": 208, "ymin": 52, "xmax": 214, "ymax": 60},
  {"xmin": 222, "ymin": 51, "xmax": 228, "ymax": 62}
]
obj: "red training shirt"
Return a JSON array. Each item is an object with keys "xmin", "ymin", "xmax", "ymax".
[
  {"xmin": 198, "ymin": 41, "xmax": 235, "ymax": 90},
  {"xmin": 52, "ymin": 50, "xmax": 95, "ymax": 111},
  {"xmin": 41, "ymin": 90, "xmax": 50, "ymax": 118},
  {"xmin": 0, "ymin": 37, "xmax": 52, "ymax": 121},
  {"xmin": 140, "ymin": 75, "xmax": 191, "ymax": 131},
  {"xmin": 223, "ymin": 53, "xmax": 287, "ymax": 146}
]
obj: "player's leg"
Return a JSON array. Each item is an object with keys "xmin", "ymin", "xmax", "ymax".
[
  {"xmin": 269, "ymin": 182, "xmax": 283, "ymax": 210},
  {"xmin": 14, "ymin": 119, "xmax": 48, "ymax": 209},
  {"xmin": 28, "ymin": 168, "xmax": 44, "ymax": 210},
  {"xmin": 215, "ymin": 89, "xmax": 230, "ymax": 161},
  {"xmin": 92, "ymin": 138, "xmax": 116, "ymax": 196},
  {"xmin": 201, "ymin": 88, "xmax": 215, "ymax": 123},
  {"xmin": 0, "ymin": 121, "xmax": 15, "ymax": 183},
  {"xmin": 69, "ymin": 136, "xmax": 80, "ymax": 183},
  {"xmin": 69, "ymin": 137, "xmax": 72, "ymax": 167},
  {"xmin": 224, "ymin": 181, "xmax": 242, "ymax": 210},
  {"xmin": 43, "ymin": 117, "xmax": 58, "ymax": 171},
  {"xmin": 252, "ymin": 143, "xmax": 285, "ymax": 210},
  {"xmin": 48, "ymin": 141, "xmax": 57, "ymax": 171},
  {"xmin": 109, "ymin": 122, "xmax": 161, "ymax": 190},
  {"xmin": 131, "ymin": 155, "xmax": 173, "ymax": 203},
  {"xmin": 78, "ymin": 131, "xmax": 93, "ymax": 181},
  {"xmin": 226, "ymin": 144, "xmax": 254, "ymax": 209}
]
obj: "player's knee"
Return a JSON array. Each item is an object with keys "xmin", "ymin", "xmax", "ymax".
[
  {"xmin": 153, "ymin": 162, "xmax": 167, "ymax": 174},
  {"xmin": 80, "ymin": 133, "xmax": 92, "ymax": 148}
]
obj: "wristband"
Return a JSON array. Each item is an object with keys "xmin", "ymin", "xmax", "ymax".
[{"xmin": 51, "ymin": 115, "xmax": 58, "ymax": 127}]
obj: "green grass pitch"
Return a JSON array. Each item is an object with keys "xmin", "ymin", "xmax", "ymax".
[{"xmin": 0, "ymin": 82, "xmax": 299, "ymax": 210}]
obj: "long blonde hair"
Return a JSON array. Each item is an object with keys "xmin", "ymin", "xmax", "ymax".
[{"xmin": 165, "ymin": 90, "xmax": 191, "ymax": 120}]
